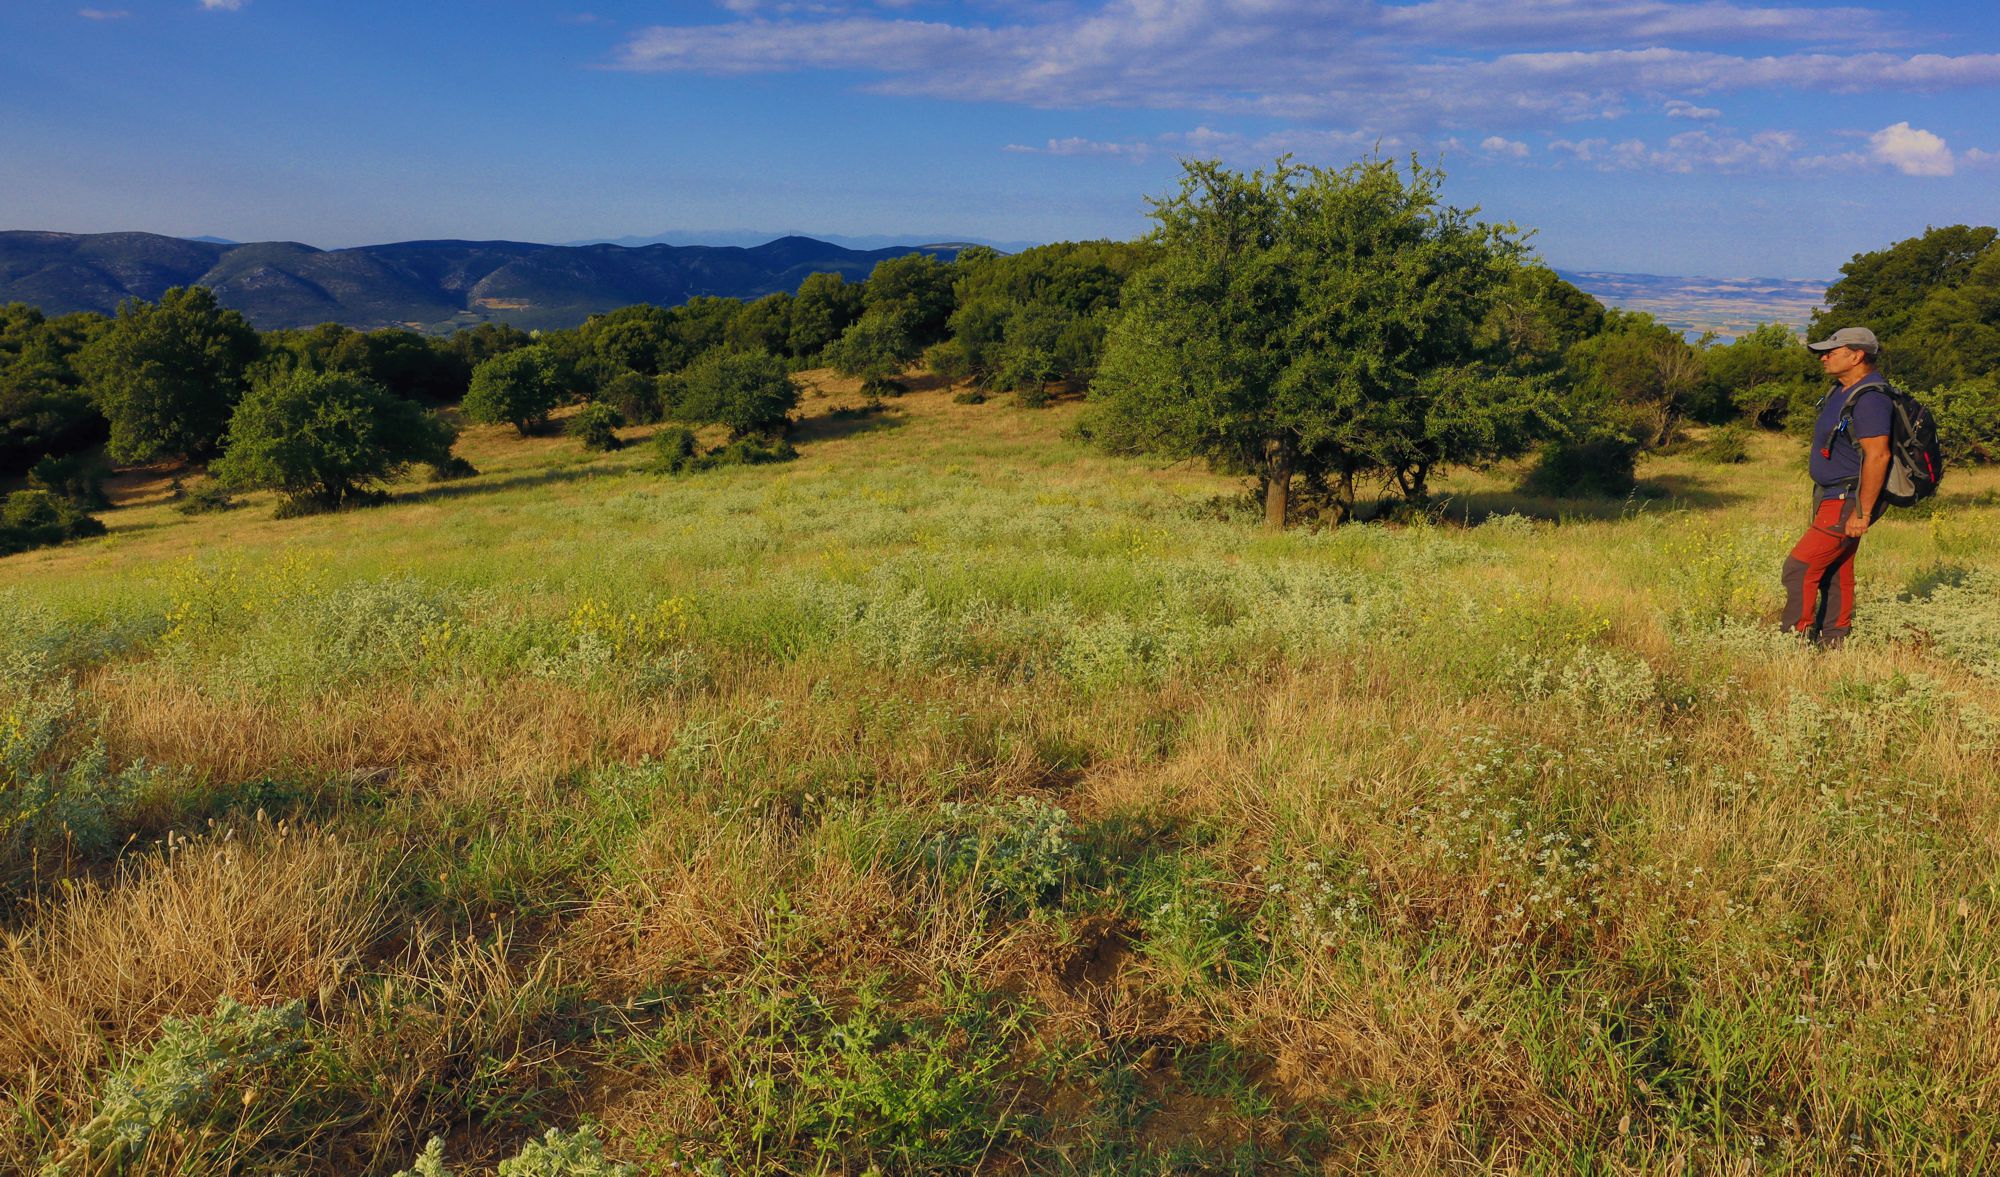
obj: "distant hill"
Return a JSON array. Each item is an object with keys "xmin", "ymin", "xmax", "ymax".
[
  {"xmin": 0, "ymin": 231, "xmax": 960, "ymax": 333},
  {"xmin": 1558, "ymin": 270, "xmax": 1829, "ymax": 342},
  {"xmin": 565, "ymin": 229, "xmax": 1042, "ymax": 253}
]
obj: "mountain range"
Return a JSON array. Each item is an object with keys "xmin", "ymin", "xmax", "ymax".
[
  {"xmin": 0, "ymin": 228, "xmax": 1828, "ymax": 342},
  {"xmin": 0, "ymin": 231, "xmax": 961, "ymax": 333}
]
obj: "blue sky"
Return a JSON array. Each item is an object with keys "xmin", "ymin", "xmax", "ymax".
[{"xmin": 2, "ymin": 1, "xmax": 1996, "ymax": 278}]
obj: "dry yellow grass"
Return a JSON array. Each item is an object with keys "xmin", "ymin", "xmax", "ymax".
[{"xmin": 3, "ymin": 384, "xmax": 1998, "ymax": 1171}]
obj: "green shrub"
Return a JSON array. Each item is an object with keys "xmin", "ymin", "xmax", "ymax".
[
  {"xmin": 1890, "ymin": 568, "xmax": 2000, "ymax": 679},
  {"xmin": 922, "ymin": 339, "xmax": 974, "ymax": 382},
  {"xmin": 569, "ymin": 402, "xmax": 625, "ymax": 452},
  {"xmin": 860, "ymin": 375, "xmax": 909, "ymax": 399},
  {"xmin": 918, "ymin": 795, "xmax": 1079, "ymax": 914},
  {"xmin": 1695, "ymin": 421, "xmax": 1751, "ymax": 464},
  {"xmin": 1, "ymin": 680, "xmax": 163, "ymax": 883},
  {"xmin": 598, "ymin": 369, "xmax": 664, "ymax": 424},
  {"xmin": 704, "ymin": 436, "xmax": 796, "ymax": 469},
  {"xmin": 0, "ymin": 489, "xmax": 105, "ymax": 556},
  {"xmin": 210, "ymin": 369, "xmax": 457, "ymax": 515},
  {"xmin": 668, "ymin": 348, "xmax": 799, "ymax": 439},
  {"xmin": 707, "ymin": 975, "xmax": 1031, "ymax": 1172},
  {"xmin": 1523, "ymin": 434, "xmax": 1641, "ymax": 497},
  {"xmin": 1927, "ymin": 379, "xmax": 2000, "ymax": 464},
  {"xmin": 648, "ymin": 427, "xmax": 701, "ymax": 475},
  {"xmin": 393, "ymin": 1127, "xmax": 636, "ymax": 1177},
  {"xmin": 426, "ymin": 454, "xmax": 478, "ymax": 481},
  {"xmin": 26, "ymin": 452, "xmax": 108, "ymax": 508},
  {"xmin": 950, "ymin": 388, "xmax": 986, "ymax": 405},
  {"xmin": 464, "ymin": 346, "xmax": 561, "ymax": 435},
  {"xmin": 46, "ymin": 998, "xmax": 308, "ymax": 1171},
  {"xmin": 172, "ymin": 479, "xmax": 241, "ymax": 514},
  {"xmin": 649, "ymin": 429, "xmax": 797, "ymax": 477}
]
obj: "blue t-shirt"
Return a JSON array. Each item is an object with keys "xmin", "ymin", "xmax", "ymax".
[{"xmin": 1809, "ymin": 376, "xmax": 1893, "ymax": 490}]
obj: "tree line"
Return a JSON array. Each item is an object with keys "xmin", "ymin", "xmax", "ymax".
[{"xmin": 3, "ymin": 161, "xmax": 1997, "ymax": 551}]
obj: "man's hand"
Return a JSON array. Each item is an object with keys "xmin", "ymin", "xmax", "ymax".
[{"xmin": 1842, "ymin": 514, "xmax": 1870, "ymax": 538}]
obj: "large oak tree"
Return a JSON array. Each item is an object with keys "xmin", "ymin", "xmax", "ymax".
[{"xmin": 1091, "ymin": 158, "xmax": 1545, "ymax": 526}]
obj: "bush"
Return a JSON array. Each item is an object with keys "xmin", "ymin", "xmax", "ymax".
[
  {"xmin": 917, "ymin": 796, "xmax": 1080, "ymax": 914},
  {"xmin": 598, "ymin": 370, "xmax": 664, "ymax": 424},
  {"xmin": 1695, "ymin": 422, "xmax": 1751, "ymax": 464},
  {"xmin": 210, "ymin": 370, "xmax": 458, "ymax": 515},
  {"xmin": 1523, "ymin": 434, "xmax": 1641, "ymax": 497},
  {"xmin": 0, "ymin": 488, "xmax": 105, "ymax": 555},
  {"xmin": 0, "ymin": 680, "xmax": 154, "ymax": 881},
  {"xmin": 704, "ymin": 436, "xmax": 797, "ymax": 469},
  {"xmin": 922, "ymin": 339, "xmax": 974, "ymax": 382},
  {"xmin": 826, "ymin": 307, "xmax": 916, "ymax": 382},
  {"xmin": 172, "ymin": 480, "xmax": 240, "ymax": 515},
  {"xmin": 646, "ymin": 427, "xmax": 796, "ymax": 477},
  {"xmin": 668, "ymin": 348, "xmax": 799, "ymax": 439},
  {"xmin": 393, "ymin": 1127, "xmax": 636, "ymax": 1177},
  {"xmin": 427, "ymin": 454, "xmax": 479, "ymax": 481},
  {"xmin": 49, "ymin": 998, "xmax": 309, "ymax": 1171},
  {"xmin": 569, "ymin": 402, "xmax": 624, "ymax": 452},
  {"xmin": 860, "ymin": 375, "xmax": 909, "ymax": 399},
  {"xmin": 464, "ymin": 346, "xmax": 560, "ymax": 434},
  {"xmin": 951, "ymin": 389, "xmax": 987, "ymax": 405},
  {"xmin": 1927, "ymin": 379, "xmax": 2000, "ymax": 464},
  {"xmin": 26, "ymin": 452, "xmax": 108, "ymax": 508},
  {"xmin": 648, "ymin": 427, "xmax": 701, "ymax": 475}
]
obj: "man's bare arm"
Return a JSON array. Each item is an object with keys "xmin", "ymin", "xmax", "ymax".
[{"xmin": 1848, "ymin": 434, "xmax": 1891, "ymax": 536}]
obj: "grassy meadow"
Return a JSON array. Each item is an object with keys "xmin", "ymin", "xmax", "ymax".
[{"xmin": 3, "ymin": 374, "xmax": 2000, "ymax": 1174}]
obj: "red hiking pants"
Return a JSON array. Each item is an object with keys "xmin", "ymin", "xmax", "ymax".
[{"xmin": 1780, "ymin": 494, "xmax": 1872, "ymax": 640}]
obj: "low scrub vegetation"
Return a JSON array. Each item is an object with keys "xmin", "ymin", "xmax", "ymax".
[{"xmin": 3, "ymin": 377, "xmax": 1998, "ymax": 1172}]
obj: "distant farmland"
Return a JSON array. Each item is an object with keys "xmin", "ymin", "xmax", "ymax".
[{"xmin": 1559, "ymin": 269, "xmax": 1828, "ymax": 341}]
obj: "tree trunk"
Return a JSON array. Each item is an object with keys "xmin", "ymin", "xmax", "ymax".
[
  {"xmin": 1651, "ymin": 405, "xmax": 1680, "ymax": 449},
  {"xmin": 1329, "ymin": 465, "xmax": 1357, "ymax": 525},
  {"xmin": 1262, "ymin": 438, "xmax": 1293, "ymax": 529},
  {"xmin": 1396, "ymin": 463, "xmax": 1431, "ymax": 503}
]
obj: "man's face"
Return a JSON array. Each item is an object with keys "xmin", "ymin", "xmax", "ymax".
[{"xmin": 1818, "ymin": 345, "xmax": 1871, "ymax": 382}]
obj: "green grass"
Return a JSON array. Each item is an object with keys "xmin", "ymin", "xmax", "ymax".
[{"xmin": 4, "ymin": 389, "xmax": 2000, "ymax": 1173}]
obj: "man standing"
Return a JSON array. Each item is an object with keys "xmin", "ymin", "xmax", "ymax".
[{"xmin": 1780, "ymin": 327, "xmax": 1893, "ymax": 648}]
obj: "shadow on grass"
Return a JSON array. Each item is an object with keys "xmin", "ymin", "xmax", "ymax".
[
  {"xmin": 791, "ymin": 407, "xmax": 909, "ymax": 446},
  {"xmin": 392, "ymin": 462, "xmax": 613, "ymax": 506},
  {"xmin": 1420, "ymin": 475, "xmax": 1749, "ymax": 525}
]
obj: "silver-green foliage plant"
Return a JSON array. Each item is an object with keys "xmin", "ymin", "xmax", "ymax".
[
  {"xmin": 2, "ymin": 680, "xmax": 154, "ymax": 878},
  {"xmin": 1888, "ymin": 568, "xmax": 2000, "ymax": 680},
  {"xmin": 392, "ymin": 1127, "xmax": 636, "ymax": 1177},
  {"xmin": 45, "ymin": 998, "xmax": 304, "ymax": 1173},
  {"xmin": 921, "ymin": 795, "xmax": 1079, "ymax": 914}
]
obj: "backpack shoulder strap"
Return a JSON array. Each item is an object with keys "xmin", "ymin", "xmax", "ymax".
[{"xmin": 1836, "ymin": 375, "xmax": 1892, "ymax": 418}]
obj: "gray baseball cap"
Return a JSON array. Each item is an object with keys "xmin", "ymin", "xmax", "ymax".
[{"xmin": 1808, "ymin": 326, "xmax": 1879, "ymax": 354}]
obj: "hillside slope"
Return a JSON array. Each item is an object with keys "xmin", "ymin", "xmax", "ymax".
[
  {"xmin": 4, "ymin": 386, "xmax": 1999, "ymax": 1172},
  {"xmin": 0, "ymin": 232, "xmax": 957, "ymax": 331}
]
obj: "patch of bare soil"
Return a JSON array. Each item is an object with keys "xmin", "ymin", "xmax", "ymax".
[{"xmin": 102, "ymin": 460, "xmax": 192, "ymax": 508}]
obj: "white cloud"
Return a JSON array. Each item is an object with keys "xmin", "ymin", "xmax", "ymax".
[
  {"xmin": 1550, "ymin": 129, "xmax": 1802, "ymax": 172},
  {"xmin": 1007, "ymin": 125, "xmax": 1395, "ymax": 167},
  {"xmin": 611, "ymin": 5, "xmax": 2000, "ymax": 135},
  {"xmin": 1481, "ymin": 135, "xmax": 1530, "ymax": 158},
  {"xmin": 1376, "ymin": 0, "xmax": 1886, "ymax": 45},
  {"xmin": 1965, "ymin": 148, "xmax": 2000, "ymax": 168},
  {"xmin": 78, "ymin": 7, "xmax": 129, "ymax": 18},
  {"xmin": 1007, "ymin": 136, "xmax": 1156, "ymax": 159},
  {"xmin": 200, "ymin": 0, "xmax": 247, "ymax": 9},
  {"xmin": 1665, "ymin": 99, "xmax": 1721, "ymax": 119},
  {"xmin": 1868, "ymin": 122, "xmax": 1954, "ymax": 176}
]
